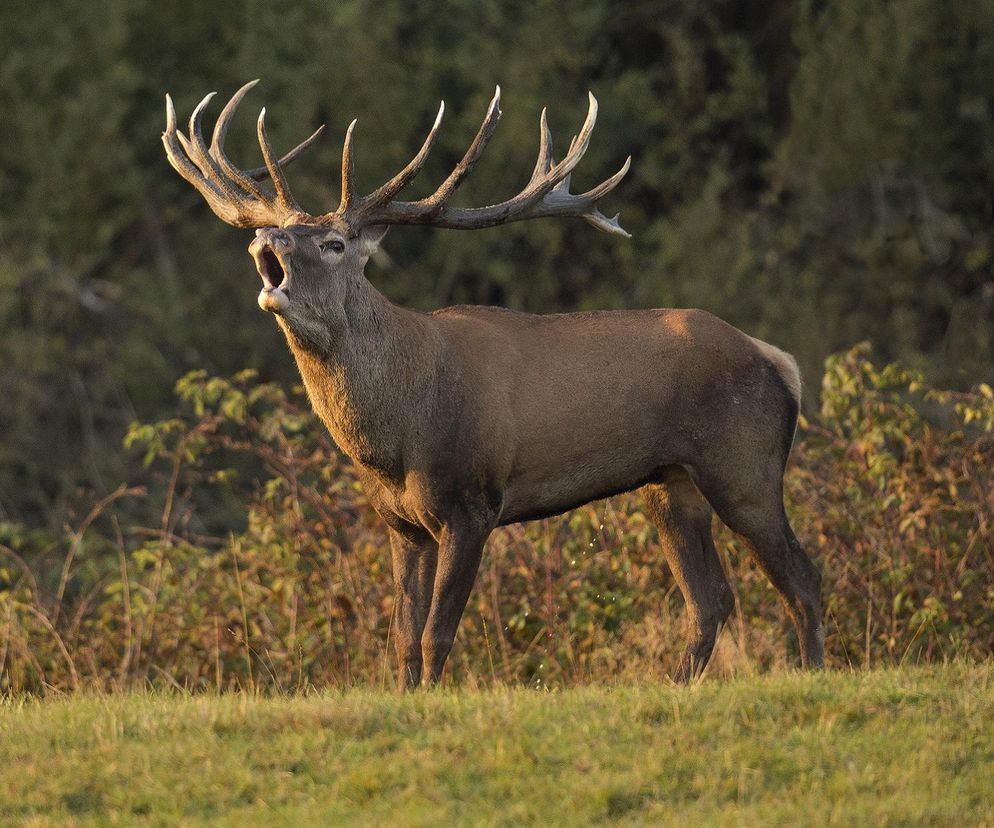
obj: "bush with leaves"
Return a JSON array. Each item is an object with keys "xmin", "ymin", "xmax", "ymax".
[{"xmin": 1, "ymin": 347, "xmax": 991, "ymax": 693}]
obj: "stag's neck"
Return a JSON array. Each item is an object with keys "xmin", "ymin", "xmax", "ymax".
[{"xmin": 279, "ymin": 281, "xmax": 441, "ymax": 480}]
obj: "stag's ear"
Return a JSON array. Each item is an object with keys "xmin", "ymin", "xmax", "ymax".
[{"xmin": 358, "ymin": 224, "xmax": 389, "ymax": 257}]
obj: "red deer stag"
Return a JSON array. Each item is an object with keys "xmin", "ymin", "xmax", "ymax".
[{"xmin": 163, "ymin": 80, "xmax": 824, "ymax": 689}]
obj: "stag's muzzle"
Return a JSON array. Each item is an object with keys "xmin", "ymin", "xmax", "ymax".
[{"xmin": 249, "ymin": 229, "xmax": 291, "ymax": 313}]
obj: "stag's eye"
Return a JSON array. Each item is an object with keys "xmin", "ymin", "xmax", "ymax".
[{"xmin": 320, "ymin": 239, "xmax": 345, "ymax": 254}]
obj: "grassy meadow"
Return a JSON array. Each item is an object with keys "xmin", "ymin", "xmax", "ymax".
[{"xmin": 2, "ymin": 664, "xmax": 993, "ymax": 826}]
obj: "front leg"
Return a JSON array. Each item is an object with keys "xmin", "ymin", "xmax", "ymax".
[
  {"xmin": 389, "ymin": 527, "xmax": 438, "ymax": 691},
  {"xmin": 421, "ymin": 514, "xmax": 493, "ymax": 686}
]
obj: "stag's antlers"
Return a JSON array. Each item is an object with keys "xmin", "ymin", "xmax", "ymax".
[
  {"xmin": 163, "ymin": 81, "xmax": 631, "ymax": 236},
  {"xmin": 163, "ymin": 80, "xmax": 323, "ymax": 228}
]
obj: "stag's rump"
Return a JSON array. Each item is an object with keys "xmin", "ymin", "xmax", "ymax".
[{"xmin": 433, "ymin": 305, "xmax": 799, "ymax": 523}]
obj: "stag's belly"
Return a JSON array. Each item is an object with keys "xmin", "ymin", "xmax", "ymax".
[
  {"xmin": 499, "ymin": 398, "xmax": 688, "ymax": 524},
  {"xmin": 500, "ymin": 457, "xmax": 674, "ymax": 524},
  {"xmin": 493, "ymin": 317, "xmax": 708, "ymax": 523}
]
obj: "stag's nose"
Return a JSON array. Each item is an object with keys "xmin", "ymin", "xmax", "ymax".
[{"xmin": 252, "ymin": 227, "xmax": 293, "ymax": 250}]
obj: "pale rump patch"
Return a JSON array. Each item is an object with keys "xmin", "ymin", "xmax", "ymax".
[{"xmin": 749, "ymin": 336, "xmax": 802, "ymax": 406}]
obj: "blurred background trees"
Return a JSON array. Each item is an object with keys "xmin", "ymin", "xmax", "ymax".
[{"xmin": 2, "ymin": 0, "xmax": 993, "ymax": 527}]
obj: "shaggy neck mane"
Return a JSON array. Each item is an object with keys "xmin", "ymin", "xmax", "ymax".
[{"xmin": 279, "ymin": 274, "xmax": 441, "ymax": 479}]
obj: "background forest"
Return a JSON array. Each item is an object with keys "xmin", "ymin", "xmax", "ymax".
[{"xmin": 1, "ymin": 0, "xmax": 993, "ymax": 691}]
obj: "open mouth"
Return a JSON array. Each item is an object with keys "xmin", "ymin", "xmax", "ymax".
[
  {"xmin": 257, "ymin": 246, "xmax": 288, "ymax": 291},
  {"xmin": 251, "ymin": 243, "xmax": 291, "ymax": 313}
]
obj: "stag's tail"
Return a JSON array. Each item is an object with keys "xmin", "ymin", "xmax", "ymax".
[
  {"xmin": 749, "ymin": 336, "xmax": 802, "ymax": 463},
  {"xmin": 749, "ymin": 337, "xmax": 801, "ymax": 407}
]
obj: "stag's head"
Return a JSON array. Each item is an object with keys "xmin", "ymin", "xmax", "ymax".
[{"xmin": 162, "ymin": 80, "xmax": 631, "ymax": 323}]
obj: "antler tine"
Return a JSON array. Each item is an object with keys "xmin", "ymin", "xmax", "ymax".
[
  {"xmin": 209, "ymin": 80, "xmax": 325, "ymax": 187},
  {"xmin": 256, "ymin": 107, "xmax": 300, "ymax": 212},
  {"xmin": 163, "ymin": 95, "xmax": 207, "ymax": 189},
  {"xmin": 528, "ymin": 108, "xmax": 555, "ymax": 185},
  {"xmin": 362, "ymin": 101, "xmax": 445, "ymax": 208},
  {"xmin": 580, "ymin": 210, "xmax": 631, "ymax": 237},
  {"xmin": 245, "ymin": 124, "xmax": 325, "ymax": 182},
  {"xmin": 578, "ymin": 155, "xmax": 631, "ymax": 203},
  {"xmin": 183, "ymin": 92, "xmax": 216, "ymax": 176},
  {"xmin": 173, "ymin": 129, "xmax": 200, "ymax": 174},
  {"xmin": 558, "ymin": 92, "xmax": 598, "ymax": 177},
  {"xmin": 209, "ymin": 80, "xmax": 268, "ymax": 199},
  {"xmin": 338, "ymin": 119, "xmax": 359, "ymax": 212},
  {"xmin": 422, "ymin": 86, "xmax": 502, "ymax": 210},
  {"xmin": 186, "ymin": 92, "xmax": 249, "ymax": 206}
]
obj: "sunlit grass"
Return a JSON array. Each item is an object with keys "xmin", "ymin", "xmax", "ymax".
[{"xmin": 2, "ymin": 663, "xmax": 993, "ymax": 826}]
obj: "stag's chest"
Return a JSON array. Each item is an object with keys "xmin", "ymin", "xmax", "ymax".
[
  {"xmin": 327, "ymin": 422, "xmax": 404, "ymax": 485},
  {"xmin": 310, "ymin": 388, "xmax": 405, "ymax": 483},
  {"xmin": 291, "ymin": 349, "xmax": 405, "ymax": 483}
]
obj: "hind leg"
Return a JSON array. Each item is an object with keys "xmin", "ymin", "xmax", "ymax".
[
  {"xmin": 701, "ymin": 474, "xmax": 824, "ymax": 669},
  {"xmin": 642, "ymin": 468, "xmax": 735, "ymax": 682}
]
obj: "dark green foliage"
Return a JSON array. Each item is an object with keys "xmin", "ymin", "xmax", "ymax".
[
  {"xmin": 1, "ymin": 350, "xmax": 991, "ymax": 693},
  {"xmin": 2, "ymin": 0, "xmax": 993, "ymax": 525}
]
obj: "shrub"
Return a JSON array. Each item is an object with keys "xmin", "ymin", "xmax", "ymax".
[{"xmin": 1, "ymin": 346, "xmax": 991, "ymax": 693}]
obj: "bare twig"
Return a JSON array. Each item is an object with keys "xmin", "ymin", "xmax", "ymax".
[
  {"xmin": 52, "ymin": 484, "xmax": 145, "ymax": 626},
  {"xmin": 230, "ymin": 538, "xmax": 254, "ymax": 690}
]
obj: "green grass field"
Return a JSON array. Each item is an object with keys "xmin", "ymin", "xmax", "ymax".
[{"xmin": 2, "ymin": 664, "xmax": 993, "ymax": 826}]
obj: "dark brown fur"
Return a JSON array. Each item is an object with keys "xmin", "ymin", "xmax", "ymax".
[{"xmin": 248, "ymin": 224, "xmax": 824, "ymax": 689}]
